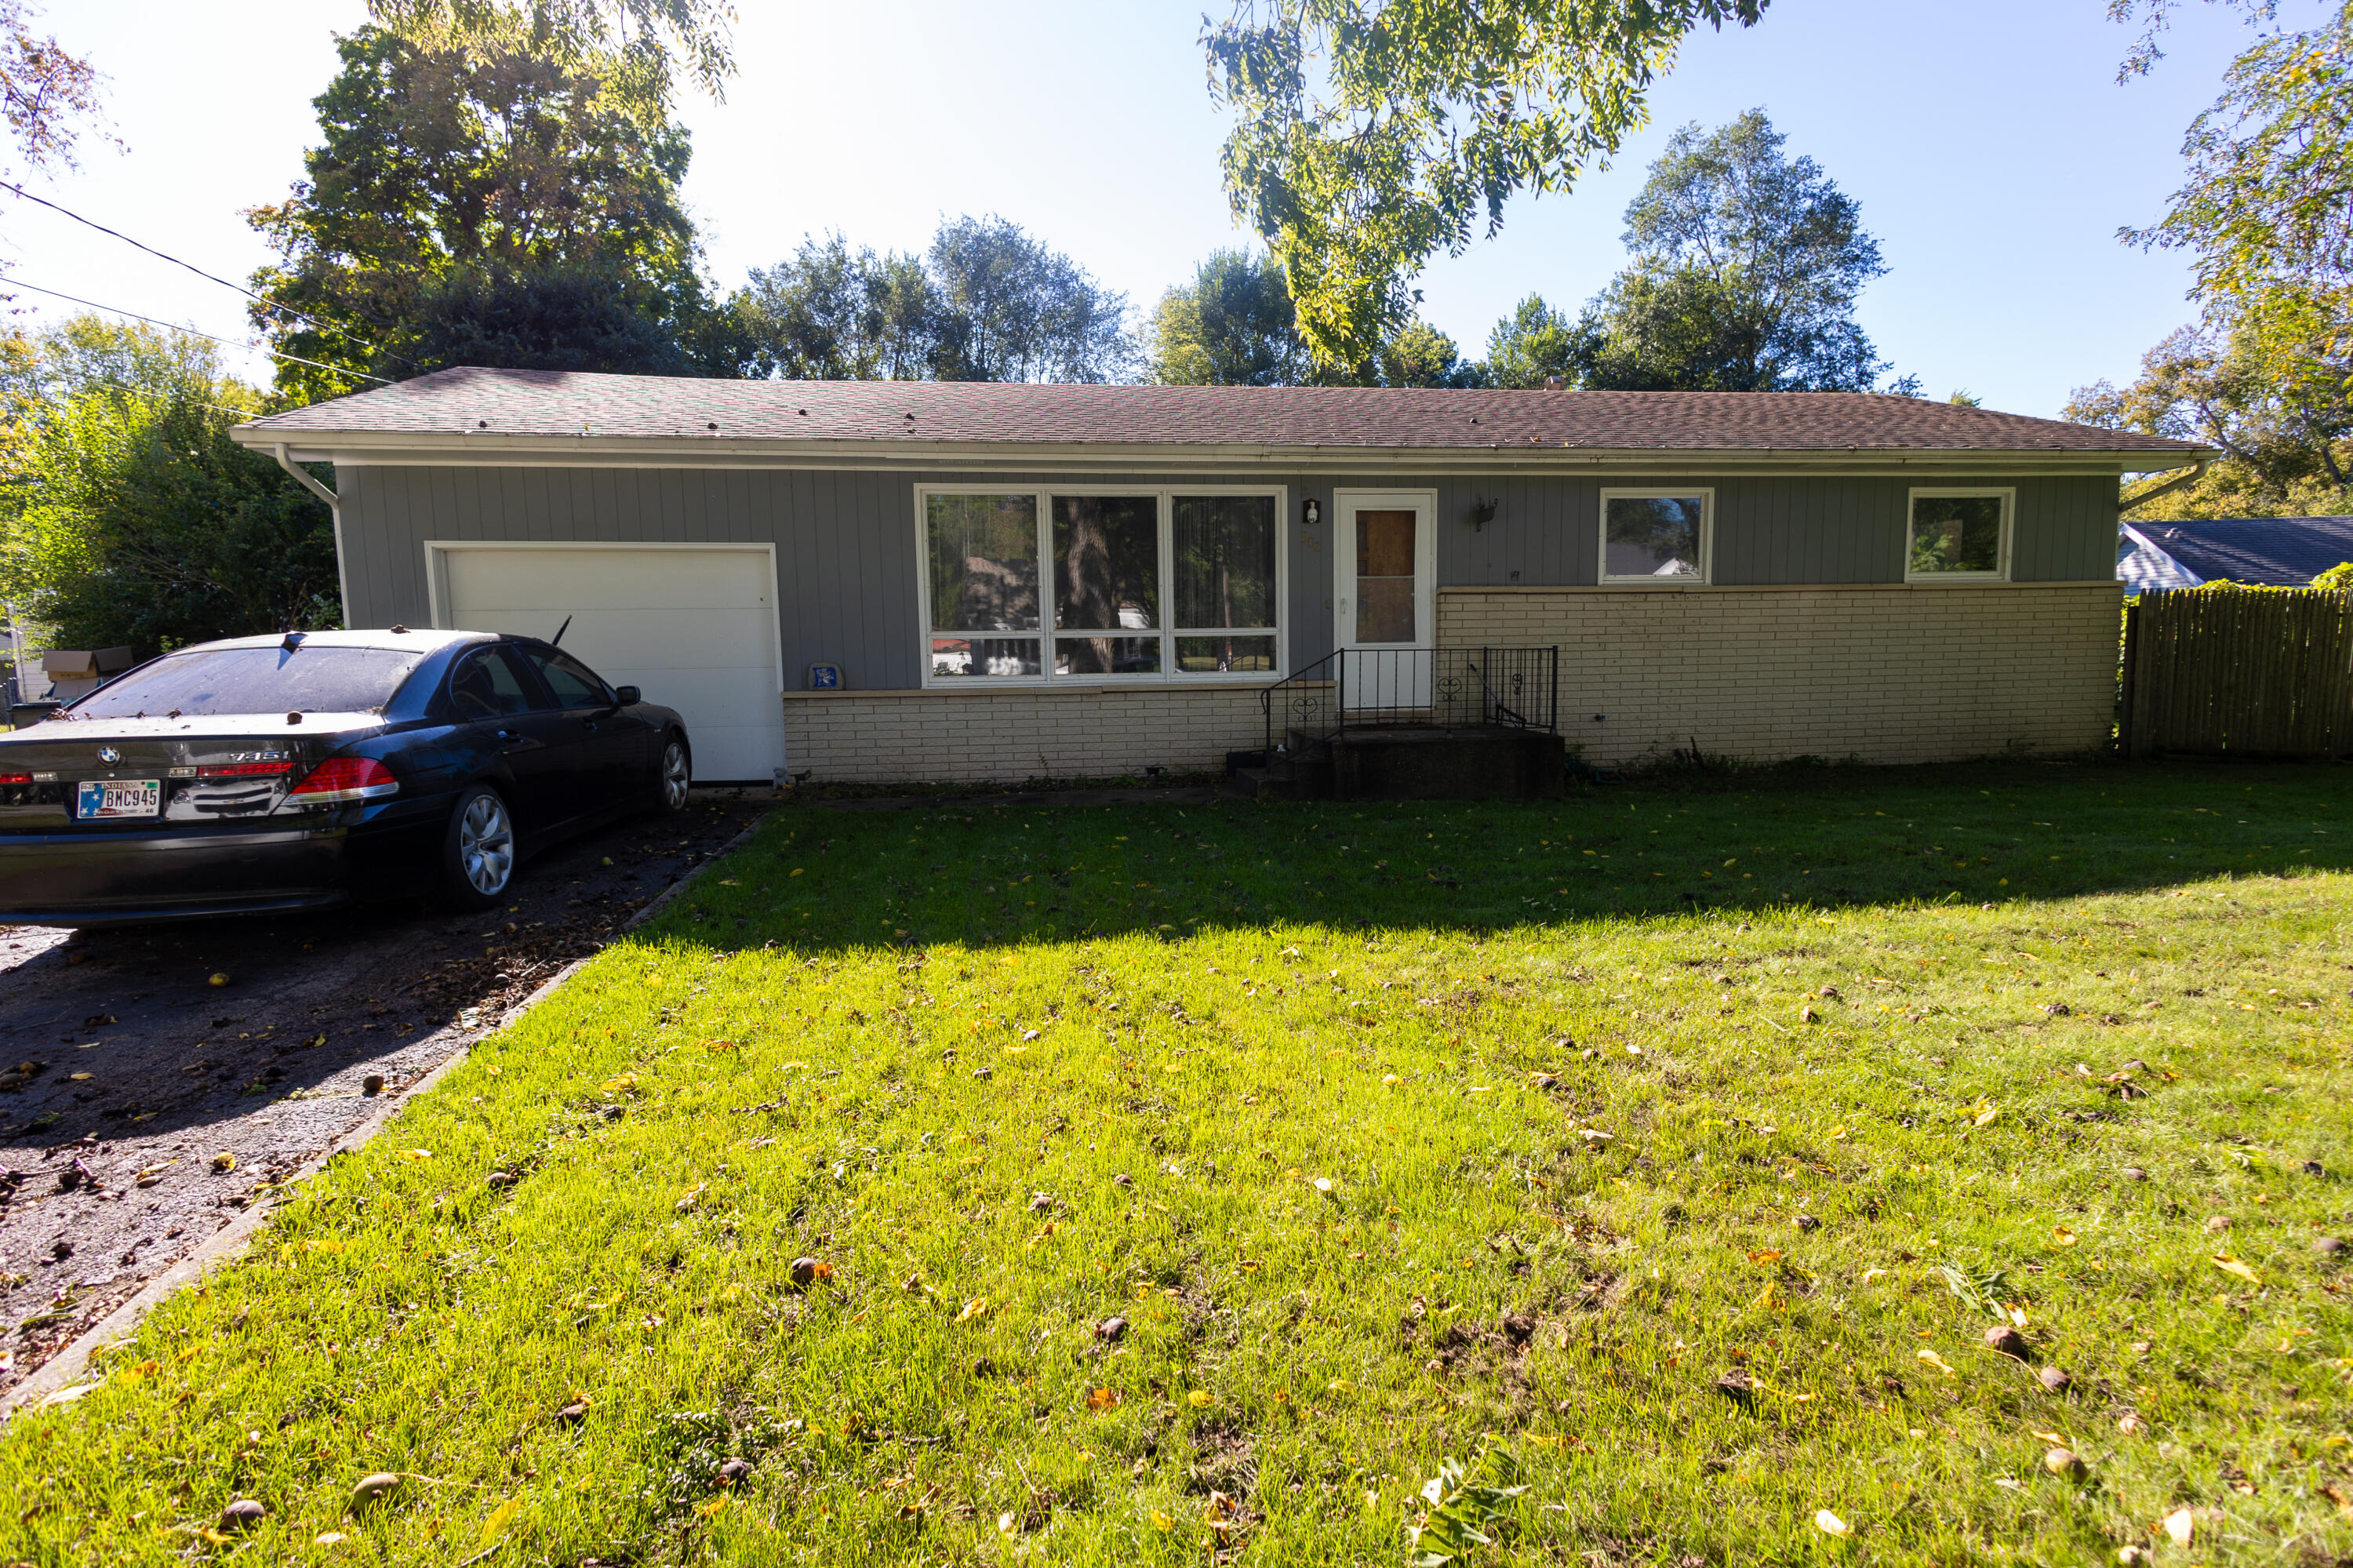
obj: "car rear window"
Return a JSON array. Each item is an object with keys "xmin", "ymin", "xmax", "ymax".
[{"xmin": 70, "ymin": 646, "xmax": 428, "ymax": 719}]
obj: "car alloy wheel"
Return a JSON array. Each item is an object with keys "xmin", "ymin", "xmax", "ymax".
[
  {"xmin": 661, "ymin": 739, "xmax": 690, "ymax": 810},
  {"xmin": 459, "ymin": 791, "xmax": 515, "ymax": 896}
]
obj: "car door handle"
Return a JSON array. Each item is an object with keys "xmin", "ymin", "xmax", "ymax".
[{"xmin": 580, "ymin": 719, "xmax": 598, "ymax": 733}]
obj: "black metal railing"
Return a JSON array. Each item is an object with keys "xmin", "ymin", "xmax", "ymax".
[{"xmin": 1259, "ymin": 646, "xmax": 1558, "ymax": 759}]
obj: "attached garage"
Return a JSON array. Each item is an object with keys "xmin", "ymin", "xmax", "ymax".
[{"xmin": 426, "ymin": 542, "xmax": 785, "ymax": 784}]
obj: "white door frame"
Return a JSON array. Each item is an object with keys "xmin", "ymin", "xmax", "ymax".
[
  {"xmin": 1332, "ymin": 489, "xmax": 1437, "ymax": 714},
  {"xmin": 1331, "ymin": 489, "xmax": 1438, "ymax": 652}
]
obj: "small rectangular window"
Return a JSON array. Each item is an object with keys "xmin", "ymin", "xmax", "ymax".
[
  {"xmin": 1600, "ymin": 490, "xmax": 1711, "ymax": 583},
  {"xmin": 1907, "ymin": 489, "xmax": 2011, "ymax": 580},
  {"xmin": 1175, "ymin": 635, "xmax": 1276, "ymax": 672}
]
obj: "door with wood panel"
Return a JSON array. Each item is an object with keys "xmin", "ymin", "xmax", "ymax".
[{"xmin": 1331, "ymin": 490, "xmax": 1436, "ymax": 716}]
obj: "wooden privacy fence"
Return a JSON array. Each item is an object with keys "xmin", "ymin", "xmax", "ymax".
[{"xmin": 2121, "ymin": 587, "xmax": 2353, "ymax": 759}]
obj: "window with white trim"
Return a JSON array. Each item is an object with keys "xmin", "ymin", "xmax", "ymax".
[
  {"xmin": 1599, "ymin": 489, "xmax": 1711, "ymax": 583},
  {"xmin": 920, "ymin": 487, "xmax": 1282, "ymax": 684},
  {"xmin": 1906, "ymin": 488, "xmax": 2012, "ymax": 580}
]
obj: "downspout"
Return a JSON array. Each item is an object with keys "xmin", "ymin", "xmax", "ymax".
[
  {"xmin": 274, "ymin": 443, "xmax": 351, "ymax": 629},
  {"xmin": 2116, "ymin": 460, "xmax": 2210, "ymax": 517}
]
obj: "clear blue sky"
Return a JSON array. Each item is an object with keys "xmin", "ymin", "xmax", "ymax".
[{"xmin": 15, "ymin": 0, "xmax": 2308, "ymax": 417}]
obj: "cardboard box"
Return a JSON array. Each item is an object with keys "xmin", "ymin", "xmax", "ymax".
[{"xmin": 41, "ymin": 647, "xmax": 135, "ymax": 679}]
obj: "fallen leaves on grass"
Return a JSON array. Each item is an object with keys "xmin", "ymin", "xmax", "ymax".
[
  {"xmin": 1815, "ymin": 1509, "xmax": 1851, "ymax": 1538},
  {"xmin": 1916, "ymin": 1349, "xmax": 1958, "ymax": 1378},
  {"xmin": 2211, "ymin": 1254, "xmax": 2262, "ymax": 1285},
  {"xmin": 351, "ymin": 1473, "xmax": 402, "ymax": 1508},
  {"xmin": 478, "ymin": 1494, "xmax": 521, "ymax": 1544}
]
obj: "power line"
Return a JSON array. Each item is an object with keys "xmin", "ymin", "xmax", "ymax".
[
  {"xmin": 0, "ymin": 274, "xmax": 397, "ymax": 386},
  {"xmin": 0, "ymin": 180, "xmax": 424, "ymax": 370}
]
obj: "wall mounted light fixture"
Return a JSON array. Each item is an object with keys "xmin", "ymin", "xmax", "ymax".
[
  {"xmin": 1468, "ymin": 497, "xmax": 1500, "ymax": 530},
  {"xmin": 1304, "ymin": 497, "xmax": 1322, "ymax": 526}
]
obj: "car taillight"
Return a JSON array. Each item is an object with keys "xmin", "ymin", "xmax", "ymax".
[
  {"xmin": 283, "ymin": 755, "xmax": 399, "ymax": 806},
  {"xmin": 198, "ymin": 760, "xmax": 295, "ymax": 778},
  {"xmin": 0, "ymin": 771, "xmax": 29, "ymax": 785}
]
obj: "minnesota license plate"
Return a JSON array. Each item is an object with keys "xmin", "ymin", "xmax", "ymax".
[{"xmin": 75, "ymin": 779, "xmax": 162, "ymax": 819}]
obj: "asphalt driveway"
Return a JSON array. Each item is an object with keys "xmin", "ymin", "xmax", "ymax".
[{"xmin": 0, "ymin": 789, "xmax": 771, "ymax": 1398}]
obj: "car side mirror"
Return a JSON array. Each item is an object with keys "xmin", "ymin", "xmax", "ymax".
[{"xmin": 613, "ymin": 685, "xmax": 642, "ymax": 706}]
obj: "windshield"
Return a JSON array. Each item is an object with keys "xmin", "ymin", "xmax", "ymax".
[{"xmin": 69, "ymin": 646, "xmax": 427, "ymax": 719}]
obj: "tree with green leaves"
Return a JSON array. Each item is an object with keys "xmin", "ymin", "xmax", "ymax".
[
  {"xmin": 2066, "ymin": 307, "xmax": 2352, "ymax": 518},
  {"xmin": 1376, "ymin": 319, "xmax": 1485, "ymax": 387},
  {"xmin": 366, "ymin": 0, "xmax": 735, "ymax": 115},
  {"xmin": 247, "ymin": 25, "xmax": 727, "ymax": 398},
  {"xmin": 1563, "ymin": 110, "xmax": 1896, "ymax": 391},
  {"xmin": 1200, "ymin": 0, "xmax": 1768, "ymax": 371},
  {"xmin": 1482, "ymin": 294, "xmax": 1578, "ymax": 388},
  {"xmin": 2121, "ymin": 1, "xmax": 2351, "ymax": 329},
  {"xmin": 0, "ymin": 0, "xmax": 113, "ymax": 188},
  {"xmin": 1148, "ymin": 249, "xmax": 1309, "ymax": 387},
  {"xmin": 0, "ymin": 317, "xmax": 340, "ymax": 653},
  {"xmin": 2087, "ymin": 0, "xmax": 2353, "ymax": 516},
  {"xmin": 926, "ymin": 216, "xmax": 1132, "ymax": 384},
  {"xmin": 398, "ymin": 260, "xmax": 741, "ymax": 377},
  {"xmin": 735, "ymin": 233, "xmax": 937, "ymax": 380},
  {"xmin": 736, "ymin": 216, "xmax": 1130, "ymax": 384}
]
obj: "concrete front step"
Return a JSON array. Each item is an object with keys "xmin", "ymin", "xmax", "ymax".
[{"xmin": 1227, "ymin": 726, "xmax": 1562, "ymax": 801}]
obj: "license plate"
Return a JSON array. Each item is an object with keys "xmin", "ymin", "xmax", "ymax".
[{"xmin": 75, "ymin": 779, "xmax": 162, "ymax": 819}]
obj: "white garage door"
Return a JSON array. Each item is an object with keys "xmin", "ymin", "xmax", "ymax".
[{"xmin": 437, "ymin": 544, "xmax": 784, "ymax": 784}]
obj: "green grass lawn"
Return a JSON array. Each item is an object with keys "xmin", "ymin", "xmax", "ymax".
[{"xmin": 6, "ymin": 761, "xmax": 2351, "ymax": 1566}]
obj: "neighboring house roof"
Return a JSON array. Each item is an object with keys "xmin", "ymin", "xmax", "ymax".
[
  {"xmin": 2118, "ymin": 516, "xmax": 2353, "ymax": 590},
  {"xmin": 235, "ymin": 368, "xmax": 2213, "ymax": 475}
]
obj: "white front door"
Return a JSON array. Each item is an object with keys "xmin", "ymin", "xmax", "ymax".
[
  {"xmin": 1332, "ymin": 489, "xmax": 1437, "ymax": 715},
  {"xmin": 434, "ymin": 543, "xmax": 786, "ymax": 784}
]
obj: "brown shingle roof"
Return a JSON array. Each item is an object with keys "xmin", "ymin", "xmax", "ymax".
[{"xmin": 238, "ymin": 366, "xmax": 2206, "ymax": 457}]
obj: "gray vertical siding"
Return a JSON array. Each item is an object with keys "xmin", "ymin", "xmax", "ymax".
[
  {"xmin": 1431, "ymin": 472, "xmax": 2119, "ymax": 587},
  {"xmin": 336, "ymin": 464, "xmax": 2121, "ymax": 691}
]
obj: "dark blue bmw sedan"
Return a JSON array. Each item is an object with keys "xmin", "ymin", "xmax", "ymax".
[{"xmin": 0, "ymin": 628, "xmax": 693, "ymax": 926}]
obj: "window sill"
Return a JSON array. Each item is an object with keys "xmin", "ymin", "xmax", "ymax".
[{"xmin": 785, "ymin": 679, "xmax": 1279, "ymax": 700}]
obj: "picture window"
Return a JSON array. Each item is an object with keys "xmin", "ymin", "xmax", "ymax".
[{"xmin": 919, "ymin": 488, "xmax": 1282, "ymax": 684}]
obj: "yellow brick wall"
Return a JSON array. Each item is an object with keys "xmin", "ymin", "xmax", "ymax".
[
  {"xmin": 776, "ymin": 584, "xmax": 2119, "ymax": 782},
  {"xmin": 1438, "ymin": 582, "xmax": 2121, "ymax": 766},
  {"xmin": 781, "ymin": 686, "xmax": 1269, "ymax": 784}
]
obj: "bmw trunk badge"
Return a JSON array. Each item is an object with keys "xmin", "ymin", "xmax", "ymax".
[{"xmin": 97, "ymin": 746, "xmax": 121, "ymax": 766}]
